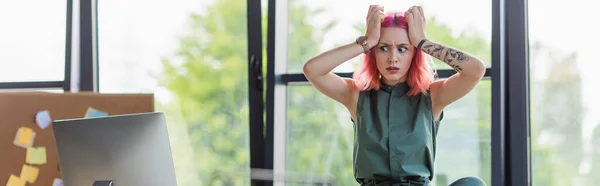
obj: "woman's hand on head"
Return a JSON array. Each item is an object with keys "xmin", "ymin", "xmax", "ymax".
[
  {"xmin": 404, "ymin": 5, "xmax": 428, "ymax": 47},
  {"xmin": 365, "ymin": 5, "xmax": 384, "ymax": 48}
]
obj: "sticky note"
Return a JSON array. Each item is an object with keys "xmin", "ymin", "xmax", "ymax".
[
  {"xmin": 17, "ymin": 127, "xmax": 33, "ymax": 144},
  {"xmin": 53, "ymin": 178, "xmax": 63, "ymax": 186},
  {"xmin": 35, "ymin": 110, "xmax": 53, "ymax": 129},
  {"xmin": 20, "ymin": 164, "xmax": 39, "ymax": 183},
  {"xmin": 26, "ymin": 147, "xmax": 47, "ymax": 165},
  {"xmin": 6, "ymin": 174, "xmax": 26, "ymax": 186},
  {"xmin": 85, "ymin": 107, "xmax": 108, "ymax": 118},
  {"xmin": 13, "ymin": 127, "xmax": 36, "ymax": 148}
]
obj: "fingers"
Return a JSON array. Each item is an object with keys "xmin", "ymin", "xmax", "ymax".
[
  {"xmin": 369, "ymin": 5, "xmax": 383, "ymax": 14},
  {"xmin": 408, "ymin": 6, "xmax": 418, "ymax": 16},
  {"xmin": 367, "ymin": 5, "xmax": 377, "ymax": 22},
  {"xmin": 417, "ymin": 6, "xmax": 425, "ymax": 21},
  {"xmin": 368, "ymin": 5, "xmax": 385, "ymax": 22},
  {"xmin": 369, "ymin": 5, "xmax": 376, "ymax": 15},
  {"xmin": 404, "ymin": 11, "xmax": 413, "ymax": 22},
  {"xmin": 378, "ymin": 6, "xmax": 385, "ymax": 22},
  {"xmin": 405, "ymin": 5, "xmax": 425, "ymax": 22},
  {"xmin": 405, "ymin": 6, "xmax": 414, "ymax": 21}
]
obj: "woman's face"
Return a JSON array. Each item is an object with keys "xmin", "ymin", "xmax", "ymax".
[{"xmin": 373, "ymin": 27, "xmax": 415, "ymax": 85}]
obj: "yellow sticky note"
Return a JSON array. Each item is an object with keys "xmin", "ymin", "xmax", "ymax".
[
  {"xmin": 13, "ymin": 127, "xmax": 36, "ymax": 148},
  {"xmin": 6, "ymin": 174, "xmax": 26, "ymax": 186},
  {"xmin": 26, "ymin": 147, "xmax": 47, "ymax": 165},
  {"xmin": 20, "ymin": 164, "xmax": 39, "ymax": 183},
  {"xmin": 18, "ymin": 127, "xmax": 32, "ymax": 144}
]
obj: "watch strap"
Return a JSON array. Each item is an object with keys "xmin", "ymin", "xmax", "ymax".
[
  {"xmin": 356, "ymin": 36, "xmax": 370, "ymax": 54},
  {"xmin": 361, "ymin": 43, "xmax": 370, "ymax": 54}
]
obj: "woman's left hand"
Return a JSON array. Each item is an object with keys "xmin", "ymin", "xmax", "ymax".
[{"xmin": 404, "ymin": 6, "xmax": 427, "ymax": 47}]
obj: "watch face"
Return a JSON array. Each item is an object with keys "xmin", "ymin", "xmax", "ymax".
[{"xmin": 357, "ymin": 36, "xmax": 368, "ymax": 45}]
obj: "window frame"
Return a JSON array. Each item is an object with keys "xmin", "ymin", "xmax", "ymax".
[
  {"xmin": 260, "ymin": 0, "xmax": 530, "ymax": 186},
  {"xmin": 77, "ymin": 0, "xmax": 530, "ymax": 185},
  {"xmin": 0, "ymin": 0, "xmax": 76, "ymax": 91},
  {"xmin": 7, "ymin": 0, "xmax": 100, "ymax": 93}
]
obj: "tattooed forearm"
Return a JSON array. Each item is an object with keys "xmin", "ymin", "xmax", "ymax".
[
  {"xmin": 429, "ymin": 44, "xmax": 445, "ymax": 59},
  {"xmin": 421, "ymin": 41, "xmax": 473, "ymax": 71}
]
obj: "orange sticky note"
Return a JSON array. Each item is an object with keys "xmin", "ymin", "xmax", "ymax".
[
  {"xmin": 13, "ymin": 127, "xmax": 36, "ymax": 148},
  {"xmin": 6, "ymin": 174, "xmax": 26, "ymax": 186},
  {"xmin": 26, "ymin": 147, "xmax": 47, "ymax": 165},
  {"xmin": 20, "ymin": 164, "xmax": 39, "ymax": 183}
]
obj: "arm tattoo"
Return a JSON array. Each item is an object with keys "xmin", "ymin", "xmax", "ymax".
[
  {"xmin": 422, "ymin": 42, "xmax": 471, "ymax": 71},
  {"xmin": 422, "ymin": 44, "xmax": 444, "ymax": 59}
]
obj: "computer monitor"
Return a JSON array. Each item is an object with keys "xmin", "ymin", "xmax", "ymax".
[{"xmin": 52, "ymin": 112, "xmax": 178, "ymax": 186}]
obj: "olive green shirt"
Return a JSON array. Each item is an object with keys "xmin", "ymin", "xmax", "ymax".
[{"xmin": 352, "ymin": 81, "xmax": 443, "ymax": 185}]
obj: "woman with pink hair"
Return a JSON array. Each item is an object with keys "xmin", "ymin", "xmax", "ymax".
[{"xmin": 303, "ymin": 5, "xmax": 487, "ymax": 186}]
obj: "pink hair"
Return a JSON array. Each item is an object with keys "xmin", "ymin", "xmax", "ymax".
[{"xmin": 353, "ymin": 11, "xmax": 434, "ymax": 96}]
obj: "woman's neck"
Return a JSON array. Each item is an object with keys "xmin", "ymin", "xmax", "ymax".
[{"xmin": 381, "ymin": 77, "xmax": 407, "ymax": 86}]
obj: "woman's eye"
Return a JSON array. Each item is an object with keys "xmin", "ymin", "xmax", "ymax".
[
  {"xmin": 379, "ymin": 46, "xmax": 388, "ymax": 52},
  {"xmin": 398, "ymin": 47, "xmax": 407, "ymax": 52}
]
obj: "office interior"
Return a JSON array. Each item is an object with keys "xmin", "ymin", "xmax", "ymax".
[{"xmin": 0, "ymin": 0, "xmax": 598, "ymax": 185}]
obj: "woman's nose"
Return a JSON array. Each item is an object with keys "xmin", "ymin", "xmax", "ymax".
[{"xmin": 388, "ymin": 50, "xmax": 400, "ymax": 64}]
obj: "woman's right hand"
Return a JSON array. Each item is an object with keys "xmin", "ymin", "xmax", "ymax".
[{"xmin": 365, "ymin": 5, "xmax": 384, "ymax": 48}]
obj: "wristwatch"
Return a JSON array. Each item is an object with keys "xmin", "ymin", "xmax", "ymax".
[{"xmin": 355, "ymin": 36, "xmax": 370, "ymax": 54}]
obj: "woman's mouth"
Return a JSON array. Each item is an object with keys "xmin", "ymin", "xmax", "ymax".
[{"xmin": 386, "ymin": 66, "xmax": 400, "ymax": 73}]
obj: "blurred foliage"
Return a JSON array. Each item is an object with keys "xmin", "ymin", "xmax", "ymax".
[{"xmin": 157, "ymin": 0, "xmax": 595, "ymax": 185}]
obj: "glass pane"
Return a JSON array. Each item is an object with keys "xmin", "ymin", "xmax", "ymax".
[
  {"xmin": 435, "ymin": 80, "xmax": 491, "ymax": 186},
  {"xmin": 0, "ymin": 1, "xmax": 66, "ymax": 82},
  {"xmin": 98, "ymin": 0, "xmax": 250, "ymax": 185},
  {"xmin": 529, "ymin": 0, "xmax": 599, "ymax": 185},
  {"xmin": 287, "ymin": 81, "xmax": 491, "ymax": 185},
  {"xmin": 285, "ymin": 0, "xmax": 491, "ymax": 73}
]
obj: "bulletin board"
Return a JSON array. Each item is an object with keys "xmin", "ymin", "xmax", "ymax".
[{"xmin": 0, "ymin": 92, "xmax": 154, "ymax": 186}]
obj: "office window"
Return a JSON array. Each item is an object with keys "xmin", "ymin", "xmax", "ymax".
[
  {"xmin": 279, "ymin": 0, "xmax": 492, "ymax": 185},
  {"xmin": 285, "ymin": 0, "xmax": 491, "ymax": 74},
  {"xmin": 0, "ymin": 1, "xmax": 66, "ymax": 82},
  {"xmin": 529, "ymin": 0, "xmax": 600, "ymax": 185},
  {"xmin": 98, "ymin": 0, "xmax": 250, "ymax": 185}
]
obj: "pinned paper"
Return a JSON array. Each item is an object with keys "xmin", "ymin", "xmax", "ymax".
[
  {"xmin": 53, "ymin": 178, "xmax": 64, "ymax": 186},
  {"xmin": 26, "ymin": 147, "xmax": 47, "ymax": 165},
  {"xmin": 35, "ymin": 110, "xmax": 53, "ymax": 129},
  {"xmin": 6, "ymin": 174, "xmax": 26, "ymax": 186},
  {"xmin": 85, "ymin": 107, "xmax": 108, "ymax": 118},
  {"xmin": 20, "ymin": 164, "xmax": 39, "ymax": 183},
  {"xmin": 13, "ymin": 127, "xmax": 36, "ymax": 148}
]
